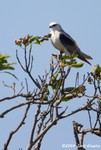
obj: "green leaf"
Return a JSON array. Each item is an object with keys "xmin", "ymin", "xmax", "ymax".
[
  {"xmin": 43, "ymin": 95, "xmax": 48, "ymax": 101},
  {"xmin": 59, "ymin": 54, "xmax": 78, "ymax": 61},
  {"xmin": 63, "ymin": 87, "xmax": 75, "ymax": 92},
  {"xmin": 29, "ymin": 36, "xmax": 41, "ymax": 44},
  {"xmin": 64, "ymin": 86, "xmax": 86, "ymax": 95},
  {"xmin": 59, "ymin": 61, "xmax": 84, "ymax": 68},
  {"xmin": 0, "ymin": 53, "xmax": 15, "ymax": 71},
  {"xmin": 62, "ymin": 93, "xmax": 77, "ymax": 101},
  {"xmin": 0, "ymin": 54, "xmax": 10, "ymax": 59},
  {"xmin": 52, "ymin": 71, "xmax": 58, "ymax": 80},
  {"xmin": 74, "ymin": 86, "xmax": 86, "ymax": 94},
  {"xmin": 91, "ymin": 65, "xmax": 101, "ymax": 80},
  {"xmin": 49, "ymin": 71, "xmax": 59, "ymax": 89},
  {"xmin": 46, "ymin": 87, "xmax": 50, "ymax": 95}
]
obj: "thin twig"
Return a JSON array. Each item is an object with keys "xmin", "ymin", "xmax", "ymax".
[
  {"xmin": 4, "ymin": 104, "xmax": 30, "ymax": 150},
  {"xmin": 28, "ymin": 104, "xmax": 41, "ymax": 148},
  {"xmin": 87, "ymin": 110, "xmax": 92, "ymax": 129}
]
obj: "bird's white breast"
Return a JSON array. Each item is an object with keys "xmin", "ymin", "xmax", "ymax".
[
  {"xmin": 50, "ymin": 31, "xmax": 70, "ymax": 55},
  {"xmin": 51, "ymin": 31, "xmax": 65, "ymax": 52}
]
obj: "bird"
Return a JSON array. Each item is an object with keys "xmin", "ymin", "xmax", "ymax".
[{"xmin": 49, "ymin": 21, "xmax": 92, "ymax": 65}]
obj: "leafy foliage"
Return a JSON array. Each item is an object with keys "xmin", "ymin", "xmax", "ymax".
[
  {"xmin": 0, "ymin": 34, "xmax": 101, "ymax": 150},
  {"xmin": 0, "ymin": 53, "xmax": 15, "ymax": 70},
  {"xmin": 91, "ymin": 64, "xmax": 101, "ymax": 80},
  {"xmin": 15, "ymin": 34, "xmax": 51, "ymax": 47},
  {"xmin": 51, "ymin": 53, "xmax": 84, "ymax": 68}
]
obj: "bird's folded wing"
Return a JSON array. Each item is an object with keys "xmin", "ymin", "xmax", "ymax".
[
  {"xmin": 59, "ymin": 32, "xmax": 76, "ymax": 46},
  {"xmin": 59, "ymin": 32, "xmax": 79, "ymax": 54},
  {"xmin": 59, "ymin": 32, "xmax": 93, "ymax": 60}
]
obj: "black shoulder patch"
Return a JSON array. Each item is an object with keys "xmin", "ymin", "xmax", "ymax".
[{"xmin": 59, "ymin": 33, "xmax": 75, "ymax": 46}]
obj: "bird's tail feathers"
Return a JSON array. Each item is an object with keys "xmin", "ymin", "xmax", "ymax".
[
  {"xmin": 81, "ymin": 52, "xmax": 93, "ymax": 60},
  {"xmin": 77, "ymin": 50, "xmax": 92, "ymax": 65}
]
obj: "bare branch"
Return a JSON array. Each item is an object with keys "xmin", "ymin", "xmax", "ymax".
[{"xmin": 4, "ymin": 104, "xmax": 30, "ymax": 150}]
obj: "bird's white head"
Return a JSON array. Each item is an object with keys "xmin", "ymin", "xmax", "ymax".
[{"xmin": 49, "ymin": 22, "xmax": 62, "ymax": 33}]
